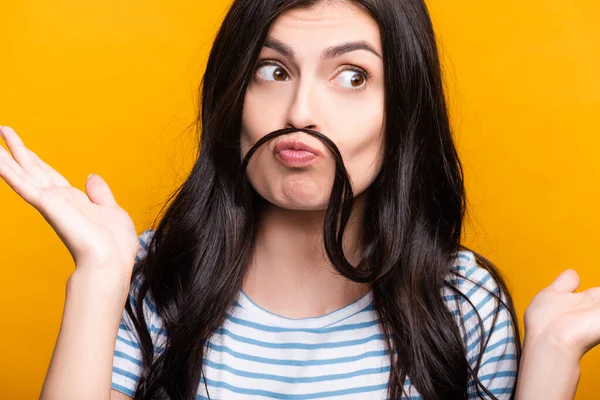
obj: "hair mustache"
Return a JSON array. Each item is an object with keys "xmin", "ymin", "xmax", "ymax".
[{"xmin": 235, "ymin": 127, "xmax": 374, "ymax": 283}]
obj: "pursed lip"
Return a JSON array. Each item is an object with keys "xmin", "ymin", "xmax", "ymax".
[
  {"xmin": 273, "ymin": 140, "xmax": 324, "ymax": 157},
  {"xmin": 272, "ymin": 139, "xmax": 324, "ymax": 167}
]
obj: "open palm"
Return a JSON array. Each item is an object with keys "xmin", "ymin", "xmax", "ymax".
[
  {"xmin": 0, "ymin": 126, "xmax": 139, "ymax": 270},
  {"xmin": 525, "ymin": 269, "xmax": 600, "ymax": 358}
]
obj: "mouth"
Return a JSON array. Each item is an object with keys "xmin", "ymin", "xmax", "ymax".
[{"xmin": 273, "ymin": 139, "xmax": 324, "ymax": 168}]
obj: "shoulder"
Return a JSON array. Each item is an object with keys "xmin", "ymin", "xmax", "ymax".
[
  {"xmin": 112, "ymin": 229, "xmax": 161, "ymax": 397},
  {"xmin": 442, "ymin": 249, "xmax": 515, "ymax": 352},
  {"xmin": 134, "ymin": 229, "xmax": 155, "ymax": 264},
  {"xmin": 130, "ymin": 229, "xmax": 156, "ymax": 304},
  {"xmin": 445, "ymin": 253, "xmax": 519, "ymax": 394},
  {"xmin": 446, "ymin": 250, "xmax": 504, "ymax": 300},
  {"xmin": 443, "ymin": 250, "xmax": 519, "ymax": 379},
  {"xmin": 127, "ymin": 229, "xmax": 161, "ymax": 331}
]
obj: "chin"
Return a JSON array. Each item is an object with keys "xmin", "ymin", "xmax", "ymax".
[
  {"xmin": 255, "ymin": 186, "xmax": 328, "ymax": 211},
  {"xmin": 254, "ymin": 173, "xmax": 326, "ymax": 207},
  {"xmin": 277, "ymin": 201, "xmax": 328, "ymax": 212},
  {"xmin": 268, "ymin": 191, "xmax": 329, "ymax": 211}
]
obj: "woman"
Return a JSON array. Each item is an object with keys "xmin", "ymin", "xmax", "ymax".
[{"xmin": 0, "ymin": 0, "xmax": 598, "ymax": 399}]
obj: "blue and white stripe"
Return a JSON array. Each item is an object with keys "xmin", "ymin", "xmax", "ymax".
[{"xmin": 112, "ymin": 230, "xmax": 517, "ymax": 399}]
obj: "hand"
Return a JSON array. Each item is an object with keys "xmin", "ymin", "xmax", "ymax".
[
  {"xmin": 0, "ymin": 125, "xmax": 139, "ymax": 273},
  {"xmin": 524, "ymin": 269, "xmax": 600, "ymax": 360}
]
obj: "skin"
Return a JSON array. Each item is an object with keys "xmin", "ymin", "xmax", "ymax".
[
  {"xmin": 240, "ymin": 1, "xmax": 384, "ymax": 318},
  {"xmin": 515, "ymin": 269, "xmax": 600, "ymax": 399},
  {"xmin": 0, "ymin": 2, "xmax": 596, "ymax": 400}
]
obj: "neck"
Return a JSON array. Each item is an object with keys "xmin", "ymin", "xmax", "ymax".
[{"xmin": 242, "ymin": 194, "xmax": 370, "ymax": 319}]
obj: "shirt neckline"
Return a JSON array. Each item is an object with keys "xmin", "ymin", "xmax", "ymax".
[{"xmin": 236, "ymin": 289, "xmax": 375, "ymax": 329}]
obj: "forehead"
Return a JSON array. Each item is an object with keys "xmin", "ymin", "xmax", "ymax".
[{"xmin": 267, "ymin": 2, "xmax": 382, "ymax": 54}]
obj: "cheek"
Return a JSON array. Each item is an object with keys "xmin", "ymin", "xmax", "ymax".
[
  {"xmin": 240, "ymin": 96, "xmax": 263, "ymax": 155},
  {"xmin": 240, "ymin": 83, "xmax": 384, "ymax": 207},
  {"xmin": 334, "ymin": 103, "xmax": 385, "ymax": 195},
  {"xmin": 240, "ymin": 85, "xmax": 287, "ymax": 154},
  {"xmin": 241, "ymin": 88, "xmax": 338, "ymax": 210}
]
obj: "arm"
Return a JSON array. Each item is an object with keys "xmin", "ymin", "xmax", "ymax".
[
  {"xmin": 515, "ymin": 269, "xmax": 600, "ymax": 400},
  {"xmin": 0, "ymin": 125, "xmax": 139, "ymax": 399},
  {"xmin": 515, "ymin": 336, "xmax": 580, "ymax": 400},
  {"xmin": 40, "ymin": 267, "xmax": 132, "ymax": 400},
  {"xmin": 43, "ymin": 233, "xmax": 157, "ymax": 400}
]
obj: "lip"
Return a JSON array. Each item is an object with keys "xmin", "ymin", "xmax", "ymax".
[{"xmin": 273, "ymin": 140, "xmax": 323, "ymax": 167}]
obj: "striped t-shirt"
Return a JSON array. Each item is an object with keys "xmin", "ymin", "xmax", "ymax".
[{"xmin": 112, "ymin": 230, "xmax": 517, "ymax": 399}]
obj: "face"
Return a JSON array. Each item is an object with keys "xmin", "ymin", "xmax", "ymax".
[{"xmin": 241, "ymin": 1, "xmax": 385, "ymax": 210}]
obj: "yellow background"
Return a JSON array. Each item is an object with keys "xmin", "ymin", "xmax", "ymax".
[{"xmin": 0, "ymin": 0, "xmax": 598, "ymax": 398}]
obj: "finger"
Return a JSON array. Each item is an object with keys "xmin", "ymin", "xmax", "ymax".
[
  {"xmin": 85, "ymin": 174, "xmax": 117, "ymax": 207},
  {"xmin": 582, "ymin": 287, "xmax": 600, "ymax": 305},
  {"xmin": 0, "ymin": 143, "xmax": 41, "ymax": 203},
  {"xmin": 0, "ymin": 126, "xmax": 48, "ymax": 184},
  {"xmin": 0, "ymin": 141, "xmax": 25, "ymax": 178},
  {"xmin": 27, "ymin": 149, "xmax": 71, "ymax": 187},
  {"xmin": 576, "ymin": 306, "xmax": 600, "ymax": 352},
  {"xmin": 549, "ymin": 269, "xmax": 580, "ymax": 293}
]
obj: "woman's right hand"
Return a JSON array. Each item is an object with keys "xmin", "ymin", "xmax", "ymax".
[{"xmin": 0, "ymin": 125, "xmax": 139, "ymax": 275}]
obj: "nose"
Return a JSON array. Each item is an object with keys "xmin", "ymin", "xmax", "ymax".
[{"xmin": 284, "ymin": 78, "xmax": 321, "ymax": 132}]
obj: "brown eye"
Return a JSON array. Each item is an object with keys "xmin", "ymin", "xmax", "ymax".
[
  {"xmin": 333, "ymin": 69, "xmax": 368, "ymax": 90},
  {"xmin": 350, "ymin": 74, "xmax": 365, "ymax": 87},
  {"xmin": 273, "ymin": 68, "xmax": 288, "ymax": 81},
  {"xmin": 256, "ymin": 64, "xmax": 289, "ymax": 82}
]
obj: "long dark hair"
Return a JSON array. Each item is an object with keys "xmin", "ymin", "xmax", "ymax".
[{"xmin": 126, "ymin": 0, "xmax": 521, "ymax": 399}]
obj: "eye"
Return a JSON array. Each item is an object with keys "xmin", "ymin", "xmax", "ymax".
[
  {"xmin": 255, "ymin": 62, "xmax": 289, "ymax": 82},
  {"xmin": 332, "ymin": 68, "xmax": 369, "ymax": 90}
]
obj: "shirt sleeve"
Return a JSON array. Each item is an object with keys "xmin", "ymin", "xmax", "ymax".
[
  {"xmin": 111, "ymin": 229, "xmax": 160, "ymax": 397},
  {"xmin": 444, "ymin": 251, "xmax": 519, "ymax": 399}
]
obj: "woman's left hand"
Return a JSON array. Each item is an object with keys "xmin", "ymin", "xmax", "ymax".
[
  {"xmin": 524, "ymin": 269, "xmax": 600, "ymax": 359},
  {"xmin": 516, "ymin": 269, "xmax": 600, "ymax": 400}
]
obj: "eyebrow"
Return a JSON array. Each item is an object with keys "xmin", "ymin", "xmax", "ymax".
[{"xmin": 263, "ymin": 38, "xmax": 382, "ymax": 60}]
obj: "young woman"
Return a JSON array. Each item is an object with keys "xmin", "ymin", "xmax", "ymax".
[{"xmin": 1, "ymin": 0, "xmax": 599, "ymax": 399}]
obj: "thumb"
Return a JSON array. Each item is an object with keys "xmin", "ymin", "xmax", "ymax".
[
  {"xmin": 85, "ymin": 174, "xmax": 117, "ymax": 206},
  {"xmin": 549, "ymin": 269, "xmax": 580, "ymax": 293}
]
